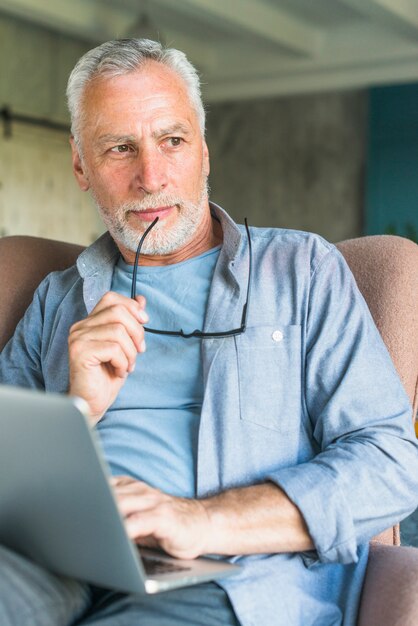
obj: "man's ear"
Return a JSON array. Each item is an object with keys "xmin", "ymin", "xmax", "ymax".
[
  {"xmin": 202, "ymin": 140, "xmax": 210, "ymax": 177},
  {"xmin": 70, "ymin": 136, "xmax": 90, "ymax": 191}
]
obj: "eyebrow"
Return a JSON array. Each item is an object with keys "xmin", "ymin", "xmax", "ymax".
[
  {"xmin": 96, "ymin": 134, "xmax": 137, "ymax": 147},
  {"xmin": 96, "ymin": 123, "xmax": 192, "ymax": 147},
  {"xmin": 152, "ymin": 123, "xmax": 192, "ymax": 139}
]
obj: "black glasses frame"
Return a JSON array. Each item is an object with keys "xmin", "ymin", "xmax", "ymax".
[{"xmin": 130, "ymin": 217, "xmax": 252, "ymax": 339}]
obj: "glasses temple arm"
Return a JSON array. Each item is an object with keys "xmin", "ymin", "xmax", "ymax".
[
  {"xmin": 240, "ymin": 218, "xmax": 252, "ymax": 330},
  {"xmin": 131, "ymin": 217, "xmax": 159, "ymax": 300}
]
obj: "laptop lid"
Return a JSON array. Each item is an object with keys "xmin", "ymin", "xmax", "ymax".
[{"xmin": 0, "ymin": 385, "xmax": 240, "ymax": 594}]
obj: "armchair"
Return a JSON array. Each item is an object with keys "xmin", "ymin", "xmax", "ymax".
[
  {"xmin": 0, "ymin": 233, "xmax": 417, "ymax": 625},
  {"xmin": 336, "ymin": 235, "xmax": 418, "ymax": 626},
  {"xmin": 0, "ymin": 235, "xmax": 84, "ymax": 351}
]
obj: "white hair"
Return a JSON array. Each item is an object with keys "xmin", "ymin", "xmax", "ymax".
[{"xmin": 66, "ymin": 38, "xmax": 206, "ymax": 145}]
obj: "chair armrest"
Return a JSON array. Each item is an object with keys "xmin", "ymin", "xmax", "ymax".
[{"xmin": 357, "ymin": 543, "xmax": 418, "ymax": 626}]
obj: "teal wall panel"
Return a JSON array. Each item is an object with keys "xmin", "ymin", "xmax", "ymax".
[{"xmin": 366, "ymin": 84, "xmax": 418, "ymax": 243}]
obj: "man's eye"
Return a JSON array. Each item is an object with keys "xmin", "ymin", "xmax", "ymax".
[
  {"xmin": 110, "ymin": 145, "xmax": 131, "ymax": 153},
  {"xmin": 168, "ymin": 137, "xmax": 182, "ymax": 147}
]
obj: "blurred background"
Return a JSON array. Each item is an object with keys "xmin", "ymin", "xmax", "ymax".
[
  {"xmin": 0, "ymin": 0, "xmax": 417, "ymax": 539},
  {"xmin": 0, "ymin": 0, "xmax": 418, "ymax": 246}
]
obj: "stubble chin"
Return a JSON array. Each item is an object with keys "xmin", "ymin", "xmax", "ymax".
[{"xmin": 92, "ymin": 180, "xmax": 209, "ymax": 255}]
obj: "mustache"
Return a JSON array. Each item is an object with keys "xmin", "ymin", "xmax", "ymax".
[{"xmin": 117, "ymin": 195, "xmax": 185, "ymax": 215}]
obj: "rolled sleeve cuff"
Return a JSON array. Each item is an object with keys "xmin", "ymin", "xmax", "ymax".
[{"xmin": 268, "ymin": 462, "xmax": 359, "ymax": 564}]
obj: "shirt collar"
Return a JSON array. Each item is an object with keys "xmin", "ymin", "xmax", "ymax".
[
  {"xmin": 209, "ymin": 201, "xmax": 243, "ymax": 263},
  {"xmin": 76, "ymin": 201, "xmax": 243, "ymax": 278}
]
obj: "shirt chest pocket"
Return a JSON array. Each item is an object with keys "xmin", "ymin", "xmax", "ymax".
[{"xmin": 235, "ymin": 325, "xmax": 302, "ymax": 433}]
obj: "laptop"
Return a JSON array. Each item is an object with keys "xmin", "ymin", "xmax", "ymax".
[{"xmin": 0, "ymin": 385, "xmax": 240, "ymax": 594}]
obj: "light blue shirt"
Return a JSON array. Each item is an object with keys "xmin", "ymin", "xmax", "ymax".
[
  {"xmin": 102, "ymin": 248, "xmax": 220, "ymax": 497},
  {"xmin": 1, "ymin": 203, "xmax": 418, "ymax": 626}
]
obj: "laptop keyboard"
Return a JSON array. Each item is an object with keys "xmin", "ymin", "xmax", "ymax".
[{"xmin": 142, "ymin": 556, "xmax": 192, "ymax": 576}]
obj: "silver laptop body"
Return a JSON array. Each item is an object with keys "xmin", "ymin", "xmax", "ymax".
[{"xmin": 0, "ymin": 385, "xmax": 240, "ymax": 594}]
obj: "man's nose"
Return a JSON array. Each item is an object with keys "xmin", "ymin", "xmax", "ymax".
[{"xmin": 135, "ymin": 147, "xmax": 167, "ymax": 195}]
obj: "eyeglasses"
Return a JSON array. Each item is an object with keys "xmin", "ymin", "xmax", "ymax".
[{"xmin": 130, "ymin": 217, "xmax": 252, "ymax": 339}]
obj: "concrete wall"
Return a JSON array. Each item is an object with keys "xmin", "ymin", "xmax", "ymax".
[
  {"xmin": 0, "ymin": 12, "xmax": 367, "ymax": 245},
  {"xmin": 0, "ymin": 13, "xmax": 102, "ymax": 245},
  {"xmin": 206, "ymin": 91, "xmax": 368, "ymax": 243},
  {"xmin": 0, "ymin": 13, "xmax": 88, "ymax": 124}
]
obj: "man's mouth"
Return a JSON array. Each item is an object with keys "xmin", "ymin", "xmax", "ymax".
[{"xmin": 130, "ymin": 205, "xmax": 176, "ymax": 222}]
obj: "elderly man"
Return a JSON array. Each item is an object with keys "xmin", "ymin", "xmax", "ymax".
[{"xmin": 0, "ymin": 38, "xmax": 417, "ymax": 626}]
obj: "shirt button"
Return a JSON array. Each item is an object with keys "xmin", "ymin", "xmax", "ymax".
[{"xmin": 272, "ymin": 330, "xmax": 283, "ymax": 342}]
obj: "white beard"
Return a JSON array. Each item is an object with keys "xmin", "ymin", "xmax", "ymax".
[{"xmin": 92, "ymin": 177, "xmax": 210, "ymax": 255}]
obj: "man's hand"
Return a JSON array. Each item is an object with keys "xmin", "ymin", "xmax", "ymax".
[
  {"xmin": 68, "ymin": 292, "xmax": 148, "ymax": 424},
  {"xmin": 112, "ymin": 476, "xmax": 314, "ymax": 559},
  {"xmin": 111, "ymin": 476, "xmax": 210, "ymax": 559}
]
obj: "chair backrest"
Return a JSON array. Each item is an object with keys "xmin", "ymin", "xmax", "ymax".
[
  {"xmin": 337, "ymin": 235, "xmax": 418, "ymax": 546},
  {"xmin": 0, "ymin": 236, "xmax": 85, "ymax": 351},
  {"xmin": 0, "ymin": 233, "xmax": 416, "ymax": 544},
  {"xmin": 336, "ymin": 235, "xmax": 418, "ymax": 417},
  {"xmin": 0, "ymin": 233, "xmax": 416, "ymax": 402}
]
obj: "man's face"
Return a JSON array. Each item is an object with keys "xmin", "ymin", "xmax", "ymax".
[{"xmin": 70, "ymin": 61, "xmax": 210, "ymax": 257}]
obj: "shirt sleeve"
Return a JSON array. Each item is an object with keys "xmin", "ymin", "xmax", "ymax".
[
  {"xmin": 0, "ymin": 278, "xmax": 48, "ymax": 389},
  {"xmin": 268, "ymin": 247, "xmax": 418, "ymax": 564}
]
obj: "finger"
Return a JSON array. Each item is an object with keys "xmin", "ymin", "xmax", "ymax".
[
  {"xmin": 72, "ymin": 341, "xmax": 131, "ymax": 379},
  {"xmin": 114, "ymin": 481, "xmax": 160, "ymax": 500},
  {"xmin": 116, "ymin": 492, "xmax": 165, "ymax": 517},
  {"xmin": 124, "ymin": 509, "xmax": 168, "ymax": 541},
  {"xmin": 70, "ymin": 321, "xmax": 144, "ymax": 372},
  {"xmin": 72, "ymin": 306, "xmax": 147, "ymax": 353},
  {"xmin": 134, "ymin": 535, "xmax": 160, "ymax": 550},
  {"xmin": 111, "ymin": 477, "xmax": 153, "ymax": 493},
  {"xmin": 110, "ymin": 475, "xmax": 134, "ymax": 487},
  {"xmin": 114, "ymin": 482, "xmax": 160, "ymax": 503},
  {"xmin": 74, "ymin": 292, "xmax": 149, "ymax": 328},
  {"xmin": 69, "ymin": 338, "xmax": 132, "ymax": 378},
  {"xmin": 135, "ymin": 295, "xmax": 147, "ymax": 310},
  {"xmin": 101, "ymin": 343, "xmax": 132, "ymax": 379},
  {"xmin": 110, "ymin": 476, "xmax": 151, "ymax": 489},
  {"xmin": 114, "ymin": 479, "xmax": 155, "ymax": 491},
  {"xmin": 97, "ymin": 292, "xmax": 149, "ymax": 324}
]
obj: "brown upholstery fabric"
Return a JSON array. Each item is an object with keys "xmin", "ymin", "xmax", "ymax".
[
  {"xmin": 336, "ymin": 235, "xmax": 418, "ymax": 415},
  {"xmin": 337, "ymin": 235, "xmax": 418, "ymax": 548},
  {"xmin": 357, "ymin": 544, "xmax": 418, "ymax": 626},
  {"xmin": 3, "ymin": 233, "xmax": 416, "ymax": 406},
  {"xmin": 0, "ymin": 236, "xmax": 84, "ymax": 351},
  {"xmin": 1, "ymin": 233, "xmax": 417, "ymax": 623}
]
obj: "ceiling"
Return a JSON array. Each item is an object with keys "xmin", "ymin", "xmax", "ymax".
[{"xmin": 1, "ymin": 0, "xmax": 418, "ymax": 102}]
